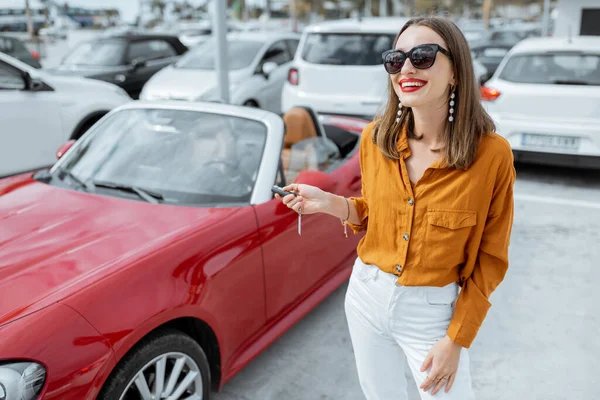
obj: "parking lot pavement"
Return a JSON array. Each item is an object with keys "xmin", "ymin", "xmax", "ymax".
[{"xmin": 213, "ymin": 163, "xmax": 600, "ymax": 400}]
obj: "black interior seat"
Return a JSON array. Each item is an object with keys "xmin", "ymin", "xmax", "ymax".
[{"xmin": 322, "ymin": 124, "xmax": 360, "ymax": 158}]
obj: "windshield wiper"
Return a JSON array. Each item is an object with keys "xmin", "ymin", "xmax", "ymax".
[
  {"xmin": 56, "ymin": 166, "xmax": 94, "ymax": 191},
  {"xmin": 93, "ymin": 180, "xmax": 164, "ymax": 204},
  {"xmin": 552, "ymin": 79, "xmax": 590, "ymax": 86}
]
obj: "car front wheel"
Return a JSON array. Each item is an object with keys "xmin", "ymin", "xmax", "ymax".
[{"xmin": 98, "ymin": 329, "xmax": 211, "ymax": 400}]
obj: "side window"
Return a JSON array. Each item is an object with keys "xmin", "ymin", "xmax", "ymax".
[
  {"xmin": 127, "ymin": 40, "xmax": 177, "ymax": 63},
  {"xmin": 0, "ymin": 62, "xmax": 25, "ymax": 90},
  {"xmin": 286, "ymin": 39, "xmax": 299, "ymax": 57},
  {"xmin": 262, "ymin": 40, "xmax": 291, "ymax": 67}
]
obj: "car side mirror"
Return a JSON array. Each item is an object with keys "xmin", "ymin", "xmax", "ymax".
[
  {"xmin": 56, "ymin": 139, "xmax": 76, "ymax": 160},
  {"xmin": 29, "ymin": 78, "xmax": 45, "ymax": 91},
  {"xmin": 262, "ymin": 61, "xmax": 278, "ymax": 78},
  {"xmin": 131, "ymin": 58, "xmax": 147, "ymax": 71}
]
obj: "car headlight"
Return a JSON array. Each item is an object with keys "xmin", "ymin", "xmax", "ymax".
[{"xmin": 0, "ymin": 362, "xmax": 46, "ymax": 400}]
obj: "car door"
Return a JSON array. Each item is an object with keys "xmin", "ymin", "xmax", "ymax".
[
  {"xmin": 123, "ymin": 39, "xmax": 179, "ymax": 99},
  {"xmin": 253, "ymin": 134, "xmax": 363, "ymax": 320},
  {"xmin": 257, "ymin": 39, "xmax": 294, "ymax": 114},
  {"xmin": 0, "ymin": 60, "xmax": 63, "ymax": 177}
]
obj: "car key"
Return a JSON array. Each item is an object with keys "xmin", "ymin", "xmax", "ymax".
[
  {"xmin": 271, "ymin": 185, "xmax": 296, "ymax": 198},
  {"xmin": 298, "ymin": 207, "xmax": 301, "ymax": 236}
]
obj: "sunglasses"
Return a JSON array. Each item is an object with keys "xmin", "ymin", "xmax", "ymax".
[{"xmin": 382, "ymin": 44, "xmax": 452, "ymax": 74}]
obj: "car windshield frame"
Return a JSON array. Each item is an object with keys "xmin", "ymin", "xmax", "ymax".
[
  {"xmin": 174, "ymin": 39, "xmax": 265, "ymax": 70},
  {"xmin": 61, "ymin": 39, "xmax": 127, "ymax": 67},
  {"xmin": 49, "ymin": 108, "xmax": 269, "ymax": 207},
  {"xmin": 300, "ymin": 32, "xmax": 397, "ymax": 66},
  {"xmin": 498, "ymin": 51, "xmax": 600, "ymax": 86}
]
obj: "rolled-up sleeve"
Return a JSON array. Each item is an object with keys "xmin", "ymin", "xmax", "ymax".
[
  {"xmin": 345, "ymin": 125, "xmax": 372, "ymax": 234},
  {"xmin": 446, "ymin": 151, "xmax": 516, "ymax": 348}
]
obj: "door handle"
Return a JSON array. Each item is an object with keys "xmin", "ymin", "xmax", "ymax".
[{"xmin": 348, "ymin": 176, "xmax": 361, "ymax": 192}]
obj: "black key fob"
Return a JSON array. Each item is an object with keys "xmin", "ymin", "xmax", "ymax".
[{"xmin": 271, "ymin": 185, "xmax": 296, "ymax": 197}]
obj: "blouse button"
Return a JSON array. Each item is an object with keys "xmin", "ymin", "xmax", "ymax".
[
  {"xmin": 403, "ymin": 233, "xmax": 409, "ymax": 241},
  {"xmin": 396, "ymin": 265, "xmax": 402, "ymax": 273},
  {"xmin": 408, "ymin": 198, "xmax": 414, "ymax": 206}
]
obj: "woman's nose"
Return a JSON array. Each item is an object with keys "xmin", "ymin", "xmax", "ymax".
[{"xmin": 401, "ymin": 58, "xmax": 416, "ymax": 75}]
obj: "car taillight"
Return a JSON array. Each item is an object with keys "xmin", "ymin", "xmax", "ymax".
[
  {"xmin": 480, "ymin": 86, "xmax": 501, "ymax": 101},
  {"xmin": 30, "ymin": 50, "xmax": 40, "ymax": 61},
  {"xmin": 288, "ymin": 68, "xmax": 299, "ymax": 85}
]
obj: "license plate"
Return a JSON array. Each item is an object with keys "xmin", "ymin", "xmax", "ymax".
[{"xmin": 521, "ymin": 133, "xmax": 580, "ymax": 150}]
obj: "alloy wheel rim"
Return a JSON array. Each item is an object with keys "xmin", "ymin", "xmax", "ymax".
[{"xmin": 118, "ymin": 351, "xmax": 203, "ymax": 400}]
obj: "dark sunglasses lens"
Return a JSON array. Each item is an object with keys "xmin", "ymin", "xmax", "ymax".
[
  {"xmin": 411, "ymin": 46, "xmax": 436, "ymax": 69},
  {"xmin": 384, "ymin": 53, "xmax": 405, "ymax": 74}
]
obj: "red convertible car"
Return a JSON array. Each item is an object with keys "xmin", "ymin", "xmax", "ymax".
[{"xmin": 0, "ymin": 101, "xmax": 368, "ymax": 400}]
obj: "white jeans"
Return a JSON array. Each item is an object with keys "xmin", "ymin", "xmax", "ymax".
[{"xmin": 344, "ymin": 257, "xmax": 475, "ymax": 400}]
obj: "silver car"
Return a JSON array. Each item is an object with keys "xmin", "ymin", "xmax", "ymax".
[{"xmin": 140, "ymin": 32, "xmax": 300, "ymax": 114}]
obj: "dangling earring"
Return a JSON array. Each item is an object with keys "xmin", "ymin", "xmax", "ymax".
[
  {"xmin": 448, "ymin": 89, "xmax": 456, "ymax": 122},
  {"xmin": 396, "ymin": 97, "xmax": 402, "ymax": 124}
]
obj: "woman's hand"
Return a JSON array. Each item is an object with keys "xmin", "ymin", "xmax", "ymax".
[
  {"xmin": 275, "ymin": 183, "xmax": 329, "ymax": 215},
  {"xmin": 419, "ymin": 335, "xmax": 462, "ymax": 395}
]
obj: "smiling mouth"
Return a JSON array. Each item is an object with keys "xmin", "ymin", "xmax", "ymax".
[{"xmin": 400, "ymin": 81, "xmax": 427, "ymax": 92}]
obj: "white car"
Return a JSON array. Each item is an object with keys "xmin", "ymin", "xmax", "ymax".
[
  {"xmin": 481, "ymin": 36, "xmax": 600, "ymax": 168},
  {"xmin": 281, "ymin": 17, "xmax": 487, "ymax": 120},
  {"xmin": 0, "ymin": 52, "xmax": 131, "ymax": 178},
  {"xmin": 140, "ymin": 32, "xmax": 300, "ymax": 114}
]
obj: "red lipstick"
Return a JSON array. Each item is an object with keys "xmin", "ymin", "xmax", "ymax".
[{"xmin": 399, "ymin": 78, "xmax": 428, "ymax": 93}]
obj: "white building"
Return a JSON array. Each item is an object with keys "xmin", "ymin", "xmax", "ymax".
[{"xmin": 553, "ymin": 0, "xmax": 600, "ymax": 36}]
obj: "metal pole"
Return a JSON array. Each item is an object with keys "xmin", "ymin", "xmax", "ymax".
[
  {"xmin": 213, "ymin": 0, "xmax": 230, "ymax": 103},
  {"xmin": 365, "ymin": 0, "xmax": 372, "ymax": 17},
  {"xmin": 482, "ymin": 0, "xmax": 493, "ymax": 30},
  {"xmin": 25, "ymin": 0, "xmax": 34, "ymax": 39},
  {"xmin": 541, "ymin": 0, "xmax": 551, "ymax": 36}
]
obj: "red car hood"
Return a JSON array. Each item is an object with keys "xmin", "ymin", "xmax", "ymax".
[{"xmin": 0, "ymin": 176, "xmax": 239, "ymax": 326}]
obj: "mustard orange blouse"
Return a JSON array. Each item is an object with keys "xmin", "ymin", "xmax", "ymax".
[{"xmin": 347, "ymin": 121, "xmax": 516, "ymax": 348}]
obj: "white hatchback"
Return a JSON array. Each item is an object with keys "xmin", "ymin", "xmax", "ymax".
[
  {"xmin": 0, "ymin": 52, "xmax": 131, "ymax": 178},
  {"xmin": 482, "ymin": 36, "xmax": 600, "ymax": 168},
  {"xmin": 281, "ymin": 17, "xmax": 488, "ymax": 120},
  {"xmin": 140, "ymin": 32, "xmax": 300, "ymax": 114}
]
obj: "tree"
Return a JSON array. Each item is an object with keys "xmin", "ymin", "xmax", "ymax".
[{"xmin": 151, "ymin": 0, "xmax": 167, "ymax": 20}]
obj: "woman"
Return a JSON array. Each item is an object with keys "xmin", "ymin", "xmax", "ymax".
[{"xmin": 278, "ymin": 17, "xmax": 515, "ymax": 399}]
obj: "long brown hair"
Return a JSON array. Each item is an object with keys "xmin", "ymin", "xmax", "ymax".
[{"xmin": 373, "ymin": 17, "xmax": 495, "ymax": 170}]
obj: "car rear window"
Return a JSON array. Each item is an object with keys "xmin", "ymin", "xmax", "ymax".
[
  {"xmin": 301, "ymin": 33, "xmax": 395, "ymax": 66},
  {"xmin": 499, "ymin": 53, "xmax": 600, "ymax": 85},
  {"xmin": 176, "ymin": 39, "xmax": 264, "ymax": 70}
]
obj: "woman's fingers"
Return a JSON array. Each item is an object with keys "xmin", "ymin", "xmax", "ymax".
[
  {"xmin": 287, "ymin": 196, "xmax": 303, "ymax": 210},
  {"xmin": 430, "ymin": 376, "xmax": 448, "ymax": 396},
  {"xmin": 420, "ymin": 372, "xmax": 437, "ymax": 392},
  {"xmin": 445, "ymin": 373, "xmax": 456, "ymax": 393},
  {"xmin": 282, "ymin": 193, "xmax": 297, "ymax": 205}
]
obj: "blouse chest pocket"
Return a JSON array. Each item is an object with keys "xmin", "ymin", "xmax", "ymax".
[{"xmin": 424, "ymin": 209, "xmax": 477, "ymax": 269}]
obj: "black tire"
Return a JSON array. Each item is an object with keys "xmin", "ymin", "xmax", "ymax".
[
  {"xmin": 243, "ymin": 99, "xmax": 259, "ymax": 108},
  {"xmin": 98, "ymin": 329, "xmax": 211, "ymax": 400}
]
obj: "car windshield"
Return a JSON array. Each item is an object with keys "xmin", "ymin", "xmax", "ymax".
[
  {"xmin": 499, "ymin": 53, "xmax": 600, "ymax": 85},
  {"xmin": 54, "ymin": 108, "xmax": 267, "ymax": 205},
  {"xmin": 62, "ymin": 39, "xmax": 126, "ymax": 66},
  {"xmin": 301, "ymin": 33, "xmax": 396, "ymax": 66},
  {"xmin": 175, "ymin": 39, "xmax": 264, "ymax": 70}
]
